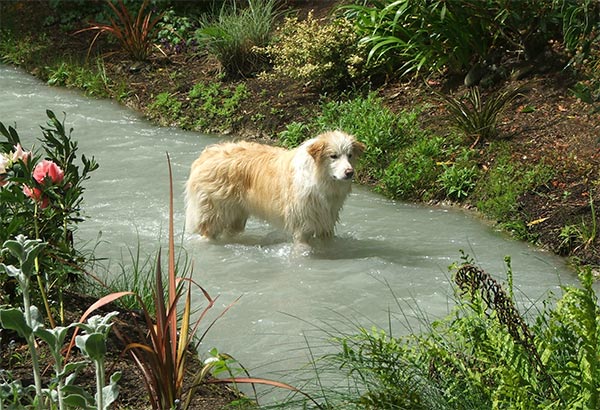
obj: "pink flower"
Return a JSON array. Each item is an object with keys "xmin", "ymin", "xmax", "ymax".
[
  {"xmin": 33, "ymin": 160, "xmax": 64, "ymax": 185},
  {"xmin": 10, "ymin": 144, "xmax": 31, "ymax": 164},
  {"xmin": 23, "ymin": 185, "xmax": 50, "ymax": 209}
]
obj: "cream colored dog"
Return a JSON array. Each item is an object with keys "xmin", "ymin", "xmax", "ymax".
[{"xmin": 184, "ymin": 130, "xmax": 365, "ymax": 244}]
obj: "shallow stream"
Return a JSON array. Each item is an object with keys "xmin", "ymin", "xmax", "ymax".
[{"xmin": 1, "ymin": 65, "xmax": 576, "ymax": 388}]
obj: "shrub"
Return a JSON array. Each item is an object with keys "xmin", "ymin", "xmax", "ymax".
[
  {"xmin": 262, "ymin": 12, "xmax": 365, "ymax": 89},
  {"xmin": 0, "ymin": 235, "xmax": 122, "ymax": 410},
  {"xmin": 0, "ymin": 111, "xmax": 98, "ymax": 319},
  {"xmin": 343, "ymin": 0, "xmax": 559, "ymax": 78},
  {"xmin": 195, "ymin": 0, "xmax": 280, "ymax": 77},
  {"xmin": 155, "ymin": 8, "xmax": 197, "ymax": 53}
]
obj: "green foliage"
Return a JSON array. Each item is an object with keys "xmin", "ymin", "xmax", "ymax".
[
  {"xmin": 293, "ymin": 260, "xmax": 600, "ymax": 409},
  {"xmin": 543, "ymin": 267, "xmax": 600, "ymax": 409},
  {"xmin": 557, "ymin": 192, "xmax": 597, "ymax": 254},
  {"xmin": 343, "ymin": 0, "xmax": 559, "ymax": 78},
  {"xmin": 46, "ymin": 60, "xmax": 118, "ymax": 98},
  {"xmin": 439, "ymin": 86, "xmax": 523, "ymax": 144},
  {"xmin": 155, "ymin": 8, "xmax": 197, "ymax": 52},
  {"xmin": 195, "ymin": 0, "xmax": 280, "ymax": 77},
  {"xmin": 0, "ymin": 111, "xmax": 98, "ymax": 312},
  {"xmin": 0, "ymin": 32, "xmax": 52, "ymax": 66},
  {"xmin": 474, "ymin": 148, "xmax": 554, "ymax": 225},
  {"xmin": 75, "ymin": 0, "xmax": 164, "ymax": 61},
  {"xmin": 188, "ymin": 81, "xmax": 249, "ymax": 131},
  {"xmin": 438, "ymin": 164, "xmax": 479, "ymax": 201},
  {"xmin": 564, "ymin": 0, "xmax": 600, "ymax": 106},
  {"xmin": 0, "ymin": 235, "xmax": 121, "ymax": 410},
  {"xmin": 380, "ymin": 137, "xmax": 445, "ymax": 201},
  {"xmin": 148, "ymin": 92, "xmax": 183, "ymax": 124},
  {"xmin": 277, "ymin": 122, "xmax": 309, "ymax": 148},
  {"xmin": 261, "ymin": 12, "xmax": 366, "ymax": 89}
]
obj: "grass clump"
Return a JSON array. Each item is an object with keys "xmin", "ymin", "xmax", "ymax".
[
  {"xmin": 148, "ymin": 92, "xmax": 184, "ymax": 126},
  {"xmin": 45, "ymin": 59, "xmax": 128, "ymax": 99},
  {"xmin": 195, "ymin": 0, "xmax": 280, "ymax": 77}
]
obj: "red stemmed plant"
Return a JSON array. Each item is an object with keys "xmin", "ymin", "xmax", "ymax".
[{"xmin": 76, "ymin": 0, "xmax": 163, "ymax": 61}]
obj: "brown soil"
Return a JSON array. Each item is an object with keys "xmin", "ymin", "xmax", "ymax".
[{"xmin": 3, "ymin": 0, "xmax": 600, "ymax": 408}]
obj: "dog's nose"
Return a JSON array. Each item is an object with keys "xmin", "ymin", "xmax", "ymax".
[{"xmin": 344, "ymin": 168, "xmax": 354, "ymax": 179}]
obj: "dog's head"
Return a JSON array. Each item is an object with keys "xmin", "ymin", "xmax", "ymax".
[{"xmin": 307, "ymin": 131, "xmax": 365, "ymax": 181}]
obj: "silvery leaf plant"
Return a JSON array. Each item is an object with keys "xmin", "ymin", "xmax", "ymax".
[{"xmin": 0, "ymin": 235, "xmax": 120, "ymax": 410}]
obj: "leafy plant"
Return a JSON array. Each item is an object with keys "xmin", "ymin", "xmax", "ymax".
[
  {"xmin": 0, "ymin": 235, "xmax": 122, "ymax": 410},
  {"xmin": 380, "ymin": 136, "xmax": 446, "ymax": 201},
  {"xmin": 438, "ymin": 164, "xmax": 479, "ymax": 200},
  {"xmin": 46, "ymin": 59, "xmax": 116, "ymax": 98},
  {"xmin": 75, "ymin": 0, "xmax": 164, "ymax": 61},
  {"xmin": 474, "ymin": 148, "xmax": 554, "ymax": 226},
  {"xmin": 439, "ymin": 86, "xmax": 523, "ymax": 146},
  {"xmin": 188, "ymin": 81, "xmax": 248, "ymax": 131},
  {"xmin": 343, "ymin": 0, "xmax": 558, "ymax": 78},
  {"xmin": 0, "ymin": 111, "xmax": 98, "ymax": 322},
  {"xmin": 288, "ymin": 258, "xmax": 600, "ymax": 409},
  {"xmin": 557, "ymin": 192, "xmax": 597, "ymax": 253},
  {"xmin": 155, "ymin": 8, "xmax": 197, "ymax": 53},
  {"xmin": 260, "ymin": 12, "xmax": 365, "ymax": 89},
  {"xmin": 278, "ymin": 121, "xmax": 311, "ymax": 148},
  {"xmin": 195, "ymin": 0, "xmax": 280, "ymax": 77},
  {"xmin": 147, "ymin": 92, "xmax": 183, "ymax": 125}
]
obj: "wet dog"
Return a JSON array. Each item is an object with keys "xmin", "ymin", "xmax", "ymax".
[{"xmin": 184, "ymin": 130, "xmax": 365, "ymax": 244}]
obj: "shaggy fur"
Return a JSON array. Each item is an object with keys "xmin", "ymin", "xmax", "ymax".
[{"xmin": 184, "ymin": 130, "xmax": 365, "ymax": 243}]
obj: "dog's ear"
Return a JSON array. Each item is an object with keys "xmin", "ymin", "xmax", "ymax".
[
  {"xmin": 307, "ymin": 140, "xmax": 326, "ymax": 162},
  {"xmin": 353, "ymin": 140, "xmax": 366, "ymax": 157}
]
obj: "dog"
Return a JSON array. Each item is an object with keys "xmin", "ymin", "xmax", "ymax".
[{"xmin": 184, "ymin": 130, "xmax": 365, "ymax": 244}]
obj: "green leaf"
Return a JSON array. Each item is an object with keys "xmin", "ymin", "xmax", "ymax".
[
  {"xmin": 62, "ymin": 390, "xmax": 95, "ymax": 410},
  {"xmin": 60, "ymin": 361, "xmax": 89, "ymax": 379},
  {"xmin": 101, "ymin": 372, "xmax": 121, "ymax": 410},
  {"xmin": 0, "ymin": 308, "xmax": 33, "ymax": 338},
  {"xmin": 76, "ymin": 333, "xmax": 107, "ymax": 361}
]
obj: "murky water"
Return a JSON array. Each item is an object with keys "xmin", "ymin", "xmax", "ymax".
[{"xmin": 1, "ymin": 65, "xmax": 577, "ymax": 385}]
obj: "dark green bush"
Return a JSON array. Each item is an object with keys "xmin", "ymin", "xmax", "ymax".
[{"xmin": 343, "ymin": 0, "xmax": 560, "ymax": 78}]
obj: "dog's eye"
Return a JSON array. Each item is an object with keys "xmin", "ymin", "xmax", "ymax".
[
  {"xmin": 330, "ymin": 154, "xmax": 339, "ymax": 159},
  {"xmin": 348, "ymin": 153, "xmax": 353, "ymax": 159}
]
